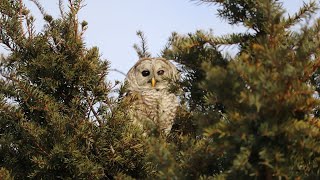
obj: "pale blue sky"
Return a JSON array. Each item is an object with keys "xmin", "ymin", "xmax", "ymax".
[{"xmin": 0, "ymin": 0, "xmax": 313, "ymax": 81}]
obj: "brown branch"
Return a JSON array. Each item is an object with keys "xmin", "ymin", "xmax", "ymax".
[
  {"xmin": 85, "ymin": 91, "xmax": 103, "ymax": 126},
  {"xmin": 303, "ymin": 56, "xmax": 320, "ymax": 81},
  {"xmin": 18, "ymin": 0, "xmax": 24, "ymax": 35},
  {"xmin": 59, "ymin": 0, "xmax": 65, "ymax": 18},
  {"xmin": 25, "ymin": 14, "xmax": 33, "ymax": 39},
  {"xmin": 17, "ymin": 0, "xmax": 29, "ymax": 40}
]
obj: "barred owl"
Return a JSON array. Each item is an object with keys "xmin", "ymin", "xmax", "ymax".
[{"xmin": 125, "ymin": 57, "xmax": 179, "ymax": 135}]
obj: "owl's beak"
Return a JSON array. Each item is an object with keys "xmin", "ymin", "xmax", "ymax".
[{"xmin": 151, "ymin": 77, "xmax": 156, "ymax": 87}]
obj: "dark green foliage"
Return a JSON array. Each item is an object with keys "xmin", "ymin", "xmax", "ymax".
[
  {"xmin": 157, "ymin": 0, "xmax": 320, "ymax": 179},
  {"xmin": 164, "ymin": 31, "xmax": 229, "ymax": 112},
  {"xmin": 0, "ymin": 0, "xmax": 148, "ymax": 179}
]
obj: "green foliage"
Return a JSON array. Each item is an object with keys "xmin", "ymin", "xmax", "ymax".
[
  {"xmin": 163, "ymin": 30, "xmax": 229, "ymax": 112},
  {"xmin": 0, "ymin": 167, "xmax": 14, "ymax": 180},
  {"xmin": 157, "ymin": 0, "xmax": 320, "ymax": 179},
  {"xmin": 0, "ymin": 0, "xmax": 149, "ymax": 179},
  {"xmin": 133, "ymin": 31, "xmax": 152, "ymax": 59}
]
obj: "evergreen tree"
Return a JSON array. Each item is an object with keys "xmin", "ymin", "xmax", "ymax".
[
  {"xmin": 0, "ymin": 0, "xmax": 148, "ymax": 179},
  {"xmin": 158, "ymin": 0, "xmax": 320, "ymax": 179}
]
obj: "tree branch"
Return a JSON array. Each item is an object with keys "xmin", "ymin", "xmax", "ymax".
[
  {"xmin": 59, "ymin": 0, "xmax": 65, "ymax": 18},
  {"xmin": 29, "ymin": 0, "xmax": 47, "ymax": 17},
  {"xmin": 109, "ymin": 68, "xmax": 126, "ymax": 76}
]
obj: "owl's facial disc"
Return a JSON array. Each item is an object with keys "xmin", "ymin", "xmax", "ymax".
[
  {"xmin": 129, "ymin": 58, "xmax": 177, "ymax": 91},
  {"xmin": 134, "ymin": 61, "xmax": 154, "ymax": 89},
  {"xmin": 152, "ymin": 60, "xmax": 172, "ymax": 90}
]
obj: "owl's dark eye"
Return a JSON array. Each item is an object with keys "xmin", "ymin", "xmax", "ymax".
[
  {"xmin": 157, "ymin": 70, "xmax": 165, "ymax": 75},
  {"xmin": 141, "ymin": 70, "xmax": 150, "ymax": 77}
]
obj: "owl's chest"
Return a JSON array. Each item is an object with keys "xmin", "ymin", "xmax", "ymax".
[
  {"xmin": 132, "ymin": 90, "xmax": 177, "ymax": 117},
  {"xmin": 140, "ymin": 91, "xmax": 174, "ymax": 108}
]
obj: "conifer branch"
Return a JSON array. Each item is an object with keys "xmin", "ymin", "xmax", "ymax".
[
  {"xmin": 85, "ymin": 91, "xmax": 103, "ymax": 126},
  {"xmin": 68, "ymin": 0, "xmax": 86, "ymax": 40},
  {"xmin": 18, "ymin": 0, "xmax": 24, "ymax": 36},
  {"xmin": 209, "ymin": 33, "xmax": 253, "ymax": 46},
  {"xmin": 59, "ymin": 0, "xmax": 65, "ymax": 18},
  {"xmin": 29, "ymin": 0, "xmax": 47, "ymax": 17},
  {"xmin": 284, "ymin": 1, "xmax": 319, "ymax": 29},
  {"xmin": 0, "ymin": 0, "xmax": 27, "ymax": 50},
  {"xmin": 68, "ymin": 0, "xmax": 79, "ymax": 40},
  {"xmin": 26, "ymin": 17, "xmax": 32, "ymax": 39},
  {"xmin": 133, "ymin": 30, "xmax": 152, "ymax": 58}
]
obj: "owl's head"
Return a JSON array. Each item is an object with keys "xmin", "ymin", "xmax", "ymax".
[{"xmin": 126, "ymin": 58, "xmax": 179, "ymax": 91}]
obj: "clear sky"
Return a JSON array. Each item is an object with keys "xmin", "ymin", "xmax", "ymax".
[{"xmin": 0, "ymin": 0, "xmax": 313, "ymax": 81}]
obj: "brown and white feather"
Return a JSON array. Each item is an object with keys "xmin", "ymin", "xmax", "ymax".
[{"xmin": 125, "ymin": 58, "xmax": 179, "ymax": 135}]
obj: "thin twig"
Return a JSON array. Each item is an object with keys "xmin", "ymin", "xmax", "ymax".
[
  {"xmin": 109, "ymin": 68, "xmax": 126, "ymax": 76},
  {"xmin": 18, "ymin": 0, "xmax": 24, "ymax": 36},
  {"xmin": 85, "ymin": 91, "xmax": 103, "ymax": 126},
  {"xmin": 29, "ymin": 0, "xmax": 47, "ymax": 17},
  {"xmin": 59, "ymin": 0, "xmax": 65, "ymax": 18}
]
